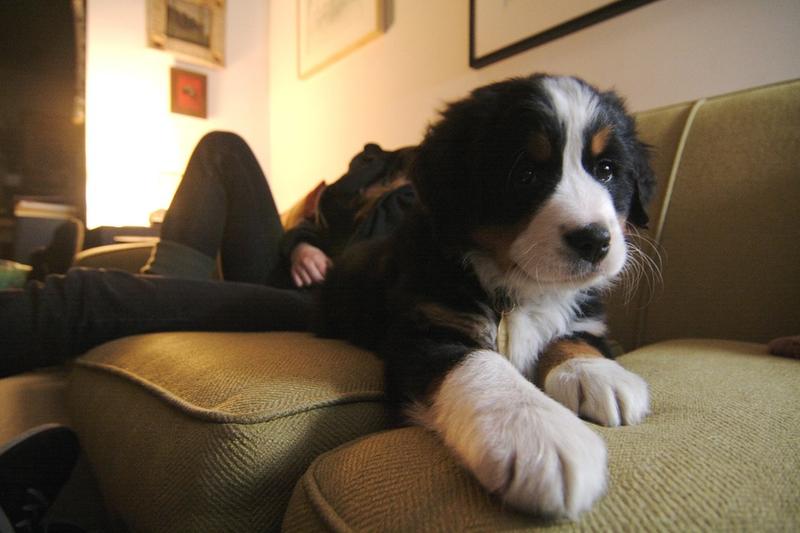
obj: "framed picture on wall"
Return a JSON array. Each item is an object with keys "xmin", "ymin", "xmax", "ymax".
[
  {"xmin": 171, "ymin": 67, "xmax": 207, "ymax": 118},
  {"xmin": 147, "ymin": 0, "xmax": 225, "ymax": 67},
  {"xmin": 470, "ymin": 0, "xmax": 657, "ymax": 69},
  {"xmin": 297, "ymin": 0, "xmax": 385, "ymax": 79}
]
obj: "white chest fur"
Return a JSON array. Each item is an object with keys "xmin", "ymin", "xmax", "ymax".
[{"xmin": 497, "ymin": 292, "xmax": 583, "ymax": 374}]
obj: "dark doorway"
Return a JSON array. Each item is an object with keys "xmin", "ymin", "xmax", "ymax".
[{"xmin": 0, "ymin": 0, "xmax": 86, "ymax": 225}]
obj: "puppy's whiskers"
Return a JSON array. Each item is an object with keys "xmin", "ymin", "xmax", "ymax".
[
  {"xmin": 616, "ymin": 224, "xmax": 664, "ymax": 306},
  {"xmin": 519, "ymin": 239, "xmax": 541, "ymax": 257},
  {"xmin": 516, "ymin": 242, "xmax": 542, "ymax": 272}
]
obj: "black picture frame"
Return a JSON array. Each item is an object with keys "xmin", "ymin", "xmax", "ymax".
[{"xmin": 469, "ymin": 0, "xmax": 658, "ymax": 69}]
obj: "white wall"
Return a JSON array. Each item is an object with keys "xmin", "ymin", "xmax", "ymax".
[
  {"xmin": 85, "ymin": 0, "xmax": 269, "ymax": 228},
  {"xmin": 267, "ymin": 0, "xmax": 800, "ymax": 213},
  {"xmin": 85, "ymin": 0, "xmax": 800, "ymax": 224}
]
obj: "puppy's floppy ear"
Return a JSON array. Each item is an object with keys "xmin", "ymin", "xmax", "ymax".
[
  {"xmin": 411, "ymin": 83, "xmax": 505, "ymax": 226},
  {"xmin": 627, "ymin": 140, "xmax": 656, "ymax": 229},
  {"xmin": 600, "ymin": 89, "xmax": 656, "ymax": 229},
  {"xmin": 408, "ymin": 130, "xmax": 441, "ymax": 211},
  {"xmin": 628, "ymin": 182, "xmax": 650, "ymax": 228},
  {"xmin": 410, "ymin": 106, "xmax": 474, "ymax": 221}
]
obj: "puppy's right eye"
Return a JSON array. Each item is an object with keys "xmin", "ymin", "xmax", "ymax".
[
  {"xmin": 516, "ymin": 167, "xmax": 536, "ymax": 186},
  {"xmin": 507, "ymin": 152, "xmax": 538, "ymax": 189}
]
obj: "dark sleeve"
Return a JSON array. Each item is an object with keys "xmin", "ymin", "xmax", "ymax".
[
  {"xmin": 328, "ymin": 143, "xmax": 391, "ymax": 194},
  {"xmin": 348, "ymin": 184, "xmax": 417, "ymax": 246},
  {"xmin": 280, "ymin": 143, "xmax": 386, "ymax": 260},
  {"xmin": 316, "ymin": 143, "xmax": 392, "ymax": 246},
  {"xmin": 279, "ymin": 219, "xmax": 330, "ymax": 260},
  {"xmin": 295, "ymin": 143, "xmax": 417, "ymax": 259}
]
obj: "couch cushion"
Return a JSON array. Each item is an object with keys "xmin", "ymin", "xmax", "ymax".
[
  {"xmin": 68, "ymin": 332, "xmax": 388, "ymax": 532},
  {"xmin": 606, "ymin": 101, "xmax": 693, "ymax": 351},
  {"xmin": 283, "ymin": 340, "xmax": 800, "ymax": 532},
  {"xmin": 639, "ymin": 79, "xmax": 800, "ymax": 345},
  {"xmin": 606, "ymin": 79, "xmax": 800, "ymax": 351}
]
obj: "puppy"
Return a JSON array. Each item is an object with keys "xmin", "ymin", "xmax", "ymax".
[{"xmin": 318, "ymin": 74, "xmax": 655, "ymax": 519}]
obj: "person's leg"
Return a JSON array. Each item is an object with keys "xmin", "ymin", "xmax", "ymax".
[
  {"xmin": 145, "ymin": 131, "xmax": 286, "ymax": 284},
  {"xmin": 0, "ymin": 268, "xmax": 312, "ymax": 378}
]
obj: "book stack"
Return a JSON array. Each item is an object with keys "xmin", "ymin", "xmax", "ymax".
[{"xmin": 14, "ymin": 197, "xmax": 78, "ymax": 219}]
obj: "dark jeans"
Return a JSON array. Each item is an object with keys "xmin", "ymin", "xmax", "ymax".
[
  {"xmin": 160, "ymin": 131, "xmax": 289, "ymax": 285},
  {"xmin": 0, "ymin": 132, "xmax": 311, "ymax": 377},
  {"xmin": 1, "ymin": 269, "xmax": 312, "ymax": 377}
]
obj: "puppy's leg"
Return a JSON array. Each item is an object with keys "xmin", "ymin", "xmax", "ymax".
[
  {"xmin": 535, "ymin": 339, "xmax": 649, "ymax": 427},
  {"xmin": 417, "ymin": 349, "xmax": 608, "ymax": 519}
]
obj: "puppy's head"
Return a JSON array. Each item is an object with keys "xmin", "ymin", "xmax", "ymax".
[{"xmin": 413, "ymin": 74, "xmax": 655, "ymax": 295}]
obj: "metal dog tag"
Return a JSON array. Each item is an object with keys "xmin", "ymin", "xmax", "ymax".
[{"xmin": 497, "ymin": 313, "xmax": 510, "ymax": 358}]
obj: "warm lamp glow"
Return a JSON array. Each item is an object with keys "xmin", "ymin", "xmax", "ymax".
[
  {"xmin": 85, "ymin": 67, "xmax": 184, "ymax": 229},
  {"xmin": 85, "ymin": 0, "xmax": 270, "ymax": 228}
]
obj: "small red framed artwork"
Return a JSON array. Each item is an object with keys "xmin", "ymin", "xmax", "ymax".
[{"xmin": 170, "ymin": 67, "xmax": 207, "ymax": 118}]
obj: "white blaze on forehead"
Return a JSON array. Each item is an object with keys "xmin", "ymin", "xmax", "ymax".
[
  {"xmin": 540, "ymin": 77, "xmax": 615, "ymax": 227},
  {"xmin": 543, "ymin": 78, "xmax": 599, "ymax": 159},
  {"xmin": 541, "ymin": 76, "xmax": 600, "ymax": 172}
]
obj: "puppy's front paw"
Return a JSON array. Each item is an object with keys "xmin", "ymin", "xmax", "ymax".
[
  {"xmin": 488, "ymin": 397, "xmax": 609, "ymax": 519},
  {"xmin": 428, "ymin": 351, "xmax": 609, "ymax": 518},
  {"xmin": 545, "ymin": 357, "xmax": 649, "ymax": 426}
]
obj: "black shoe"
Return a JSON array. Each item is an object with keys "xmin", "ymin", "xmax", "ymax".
[
  {"xmin": 0, "ymin": 424, "xmax": 80, "ymax": 532},
  {"xmin": 27, "ymin": 221, "xmax": 82, "ymax": 282}
]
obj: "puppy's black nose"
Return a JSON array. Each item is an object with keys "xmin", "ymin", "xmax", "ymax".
[{"xmin": 564, "ymin": 224, "xmax": 611, "ymax": 264}]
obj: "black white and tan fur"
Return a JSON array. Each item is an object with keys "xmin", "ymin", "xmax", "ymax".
[{"xmin": 318, "ymin": 74, "xmax": 656, "ymax": 518}]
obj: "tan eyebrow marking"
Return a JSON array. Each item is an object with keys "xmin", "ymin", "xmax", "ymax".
[
  {"xmin": 591, "ymin": 126, "xmax": 613, "ymax": 156},
  {"xmin": 528, "ymin": 131, "xmax": 552, "ymax": 162}
]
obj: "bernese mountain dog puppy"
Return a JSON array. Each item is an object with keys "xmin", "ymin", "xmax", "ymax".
[{"xmin": 318, "ymin": 74, "xmax": 656, "ymax": 519}]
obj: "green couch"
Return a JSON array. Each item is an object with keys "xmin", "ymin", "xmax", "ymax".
[{"xmin": 16, "ymin": 79, "xmax": 800, "ymax": 531}]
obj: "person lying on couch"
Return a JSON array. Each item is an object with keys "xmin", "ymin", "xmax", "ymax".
[{"xmin": 0, "ymin": 132, "xmax": 417, "ymax": 378}]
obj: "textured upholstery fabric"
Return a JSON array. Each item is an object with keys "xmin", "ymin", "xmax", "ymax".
[
  {"xmin": 68, "ymin": 332, "xmax": 388, "ymax": 532},
  {"xmin": 638, "ymin": 80, "xmax": 800, "ymax": 346},
  {"xmin": 605, "ymin": 101, "xmax": 692, "ymax": 352},
  {"xmin": 283, "ymin": 340, "xmax": 800, "ymax": 532},
  {"xmin": 605, "ymin": 79, "xmax": 800, "ymax": 350}
]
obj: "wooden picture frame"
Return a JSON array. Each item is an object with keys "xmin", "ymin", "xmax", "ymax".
[
  {"xmin": 297, "ymin": 0, "xmax": 384, "ymax": 79},
  {"xmin": 170, "ymin": 67, "xmax": 207, "ymax": 118},
  {"xmin": 147, "ymin": 0, "xmax": 225, "ymax": 67},
  {"xmin": 470, "ymin": 0, "xmax": 657, "ymax": 69}
]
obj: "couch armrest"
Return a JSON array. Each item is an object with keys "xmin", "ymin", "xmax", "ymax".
[
  {"xmin": 73, "ymin": 242, "xmax": 155, "ymax": 273},
  {"xmin": 68, "ymin": 332, "xmax": 388, "ymax": 532}
]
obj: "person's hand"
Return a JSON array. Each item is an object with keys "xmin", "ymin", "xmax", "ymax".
[{"xmin": 290, "ymin": 243, "xmax": 333, "ymax": 287}]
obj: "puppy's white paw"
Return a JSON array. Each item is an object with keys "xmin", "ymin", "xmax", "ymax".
[
  {"xmin": 428, "ymin": 351, "xmax": 608, "ymax": 519},
  {"xmin": 488, "ymin": 396, "xmax": 609, "ymax": 519},
  {"xmin": 544, "ymin": 357, "xmax": 649, "ymax": 427}
]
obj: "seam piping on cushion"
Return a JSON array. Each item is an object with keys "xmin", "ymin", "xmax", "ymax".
[
  {"xmin": 636, "ymin": 98, "xmax": 706, "ymax": 348},
  {"xmin": 297, "ymin": 463, "xmax": 355, "ymax": 533},
  {"xmin": 652, "ymin": 98, "xmax": 706, "ymax": 244},
  {"xmin": 74, "ymin": 359, "xmax": 384, "ymax": 424}
]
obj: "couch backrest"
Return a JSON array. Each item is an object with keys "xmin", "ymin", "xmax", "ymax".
[{"xmin": 607, "ymin": 79, "xmax": 800, "ymax": 350}]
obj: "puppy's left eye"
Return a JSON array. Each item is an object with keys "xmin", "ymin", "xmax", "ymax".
[
  {"xmin": 516, "ymin": 167, "xmax": 536, "ymax": 186},
  {"xmin": 507, "ymin": 151, "xmax": 538, "ymax": 189},
  {"xmin": 594, "ymin": 160, "xmax": 616, "ymax": 183}
]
